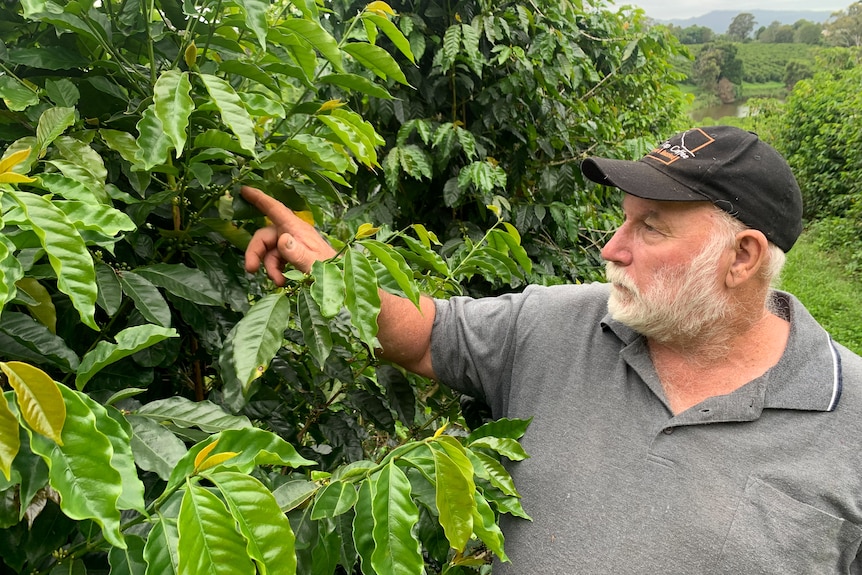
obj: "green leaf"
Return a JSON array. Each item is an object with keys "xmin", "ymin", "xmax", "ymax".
[
  {"xmin": 177, "ymin": 482, "xmax": 256, "ymax": 575},
  {"xmin": 361, "ymin": 13, "xmax": 415, "ymax": 63},
  {"xmin": 126, "ymin": 414, "xmax": 188, "ymax": 481},
  {"xmin": 0, "ymin": 76, "xmax": 39, "ymax": 111},
  {"xmin": 167, "ymin": 428, "xmax": 316, "ymax": 492},
  {"xmin": 200, "ymin": 73, "xmax": 257, "ymax": 156},
  {"xmin": 361, "ymin": 239, "xmax": 420, "ymax": 306},
  {"xmin": 37, "ymin": 172, "xmax": 109, "ymax": 204},
  {"xmin": 318, "ymin": 73, "xmax": 393, "ymax": 100},
  {"xmin": 272, "ymin": 479, "xmax": 318, "ymax": 512},
  {"xmin": 0, "ymin": 392, "xmax": 20, "ymax": 481},
  {"xmin": 35, "ymin": 106, "xmax": 76, "ymax": 154},
  {"xmin": 95, "ymin": 262, "xmax": 123, "ymax": 316},
  {"xmin": 297, "ymin": 289, "xmax": 332, "ymax": 369},
  {"xmin": 210, "ymin": 471, "xmax": 297, "ymax": 575},
  {"xmin": 490, "ymin": 227, "xmax": 533, "ymax": 275},
  {"xmin": 54, "ymin": 200, "xmax": 136, "ymax": 236},
  {"xmin": 440, "ymin": 24, "xmax": 461, "ymax": 72},
  {"xmin": 118, "ymin": 270, "xmax": 172, "ymax": 327},
  {"xmin": 144, "ymin": 514, "xmax": 180, "ymax": 575},
  {"xmin": 342, "ymin": 43, "xmax": 409, "ymax": 86},
  {"xmin": 352, "ymin": 479, "xmax": 378, "ymax": 575},
  {"xmin": 100, "ymin": 129, "xmax": 140, "ymax": 165},
  {"xmin": 468, "ymin": 437, "xmax": 529, "ymax": 461},
  {"xmin": 219, "ymin": 292, "xmax": 291, "ymax": 402},
  {"xmin": 76, "ymin": 324, "xmax": 178, "ymax": 390},
  {"xmin": 397, "ymin": 145, "xmax": 433, "ymax": 180},
  {"xmin": 232, "ymin": 0, "xmax": 268, "ymax": 49},
  {"xmin": 286, "ymin": 133, "xmax": 353, "ymax": 173},
  {"xmin": 309, "ymin": 260, "xmax": 345, "ymax": 318},
  {"xmin": 466, "ymin": 417, "xmax": 531, "ymax": 442},
  {"xmin": 472, "ymin": 491, "xmax": 508, "ymax": 562},
  {"xmin": 0, "ymin": 235, "xmax": 24, "ymax": 311},
  {"xmin": 153, "ymin": 70, "xmax": 194, "ymax": 158},
  {"xmin": 135, "ymin": 396, "xmax": 252, "ymax": 433},
  {"xmin": 343, "ymin": 249, "xmax": 381, "ymax": 351},
  {"xmin": 134, "ymin": 263, "xmax": 223, "ymax": 306},
  {"xmin": 0, "ymin": 361, "xmax": 65, "ymax": 444},
  {"xmin": 14, "ymin": 277, "xmax": 55, "ymax": 334},
  {"xmin": 279, "ymin": 19, "xmax": 343, "ymax": 72},
  {"xmin": 0, "ymin": 311, "xmax": 80, "ymax": 372},
  {"xmin": 135, "ymin": 104, "xmax": 172, "ymax": 171},
  {"xmin": 399, "ymin": 235, "xmax": 449, "ymax": 276},
  {"xmin": 311, "ymin": 479, "xmax": 359, "ymax": 520},
  {"xmin": 430, "ymin": 436, "xmax": 475, "ymax": 552},
  {"xmin": 317, "ymin": 115, "xmax": 378, "ymax": 168},
  {"xmin": 466, "ymin": 450, "xmax": 518, "ymax": 497},
  {"xmin": 28, "ymin": 385, "xmax": 125, "ymax": 548},
  {"xmin": 108, "ymin": 533, "xmax": 147, "ymax": 575},
  {"xmin": 370, "ymin": 461, "xmax": 423, "ymax": 575},
  {"xmin": 7, "ymin": 190, "xmax": 98, "ymax": 329}
]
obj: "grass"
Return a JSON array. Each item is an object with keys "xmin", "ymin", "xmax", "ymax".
[{"xmin": 779, "ymin": 231, "xmax": 862, "ymax": 355}]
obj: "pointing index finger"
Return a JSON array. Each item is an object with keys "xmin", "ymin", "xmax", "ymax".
[{"xmin": 240, "ymin": 185, "xmax": 301, "ymax": 228}]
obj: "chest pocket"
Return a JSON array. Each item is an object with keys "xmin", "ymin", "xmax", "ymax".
[{"xmin": 717, "ymin": 476, "xmax": 862, "ymax": 574}]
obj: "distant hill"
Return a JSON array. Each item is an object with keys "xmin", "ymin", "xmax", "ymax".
[{"xmin": 657, "ymin": 10, "xmax": 836, "ymax": 34}]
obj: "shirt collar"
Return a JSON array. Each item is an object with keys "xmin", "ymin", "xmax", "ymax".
[{"xmin": 601, "ymin": 290, "xmax": 842, "ymax": 413}]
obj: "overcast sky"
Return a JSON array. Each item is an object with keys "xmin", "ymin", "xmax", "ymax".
[{"xmin": 620, "ymin": 0, "xmax": 851, "ymax": 21}]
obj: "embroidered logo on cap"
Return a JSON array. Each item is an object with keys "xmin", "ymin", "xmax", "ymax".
[{"xmin": 645, "ymin": 128, "xmax": 715, "ymax": 166}]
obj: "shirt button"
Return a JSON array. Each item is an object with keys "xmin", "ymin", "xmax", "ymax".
[{"xmin": 663, "ymin": 427, "xmax": 674, "ymax": 435}]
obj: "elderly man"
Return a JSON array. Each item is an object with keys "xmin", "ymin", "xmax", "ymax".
[{"xmin": 243, "ymin": 126, "xmax": 862, "ymax": 573}]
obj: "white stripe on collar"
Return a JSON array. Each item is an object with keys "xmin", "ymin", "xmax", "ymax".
[{"xmin": 827, "ymin": 337, "xmax": 843, "ymax": 412}]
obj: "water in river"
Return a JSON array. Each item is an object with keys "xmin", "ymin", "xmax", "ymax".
[{"xmin": 689, "ymin": 100, "xmax": 751, "ymax": 123}]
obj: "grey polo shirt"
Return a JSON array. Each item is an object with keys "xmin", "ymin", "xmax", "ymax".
[{"xmin": 431, "ymin": 283, "xmax": 862, "ymax": 574}]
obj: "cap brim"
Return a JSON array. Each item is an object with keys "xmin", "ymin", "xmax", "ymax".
[{"xmin": 581, "ymin": 157, "xmax": 707, "ymax": 202}]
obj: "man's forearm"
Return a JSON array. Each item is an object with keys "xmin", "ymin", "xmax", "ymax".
[{"xmin": 376, "ymin": 291, "xmax": 437, "ymax": 380}]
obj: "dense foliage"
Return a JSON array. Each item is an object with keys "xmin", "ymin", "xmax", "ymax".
[{"xmin": 0, "ymin": 0, "xmax": 689, "ymax": 573}]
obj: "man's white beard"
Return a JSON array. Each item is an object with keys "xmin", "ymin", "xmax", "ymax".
[{"xmin": 605, "ymin": 238, "xmax": 735, "ymax": 346}]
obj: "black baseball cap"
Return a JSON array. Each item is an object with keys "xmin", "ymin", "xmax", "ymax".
[{"xmin": 581, "ymin": 126, "xmax": 803, "ymax": 252}]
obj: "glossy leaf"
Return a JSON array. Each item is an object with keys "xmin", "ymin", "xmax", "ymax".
[
  {"xmin": 15, "ymin": 278, "xmax": 56, "ymax": 334},
  {"xmin": 279, "ymin": 19, "xmax": 343, "ymax": 72},
  {"xmin": 35, "ymin": 106, "xmax": 76, "ymax": 153},
  {"xmin": 153, "ymin": 69, "xmax": 194, "ymax": 157},
  {"xmin": 467, "ymin": 416, "xmax": 532, "ymax": 442},
  {"xmin": 342, "ymin": 43, "xmax": 409, "ymax": 86},
  {"xmin": 108, "ymin": 533, "xmax": 148, "ymax": 575},
  {"xmin": 0, "ymin": 235, "xmax": 24, "ymax": 311},
  {"xmin": 318, "ymin": 115, "xmax": 378, "ymax": 168},
  {"xmin": 55, "ymin": 200, "xmax": 136, "ymax": 237},
  {"xmin": 177, "ymin": 482, "xmax": 256, "ymax": 575},
  {"xmin": 1, "ymin": 361, "xmax": 65, "ymax": 444},
  {"xmin": 233, "ymin": 0, "xmax": 268, "ymax": 49},
  {"xmin": 297, "ymin": 289, "xmax": 333, "ymax": 368},
  {"xmin": 311, "ymin": 480, "xmax": 359, "ymax": 520},
  {"xmin": 143, "ymin": 513, "xmax": 180, "ymax": 575},
  {"xmin": 95, "ymin": 262, "xmax": 123, "ymax": 316},
  {"xmin": 370, "ymin": 461, "xmax": 423, "ymax": 575},
  {"xmin": 135, "ymin": 396, "xmax": 252, "ymax": 433},
  {"xmin": 318, "ymin": 73, "xmax": 393, "ymax": 100},
  {"xmin": 431, "ymin": 437, "xmax": 475, "ymax": 552},
  {"xmin": 28, "ymin": 385, "xmax": 125, "ymax": 548},
  {"xmin": 38, "ymin": 172, "xmax": 109, "ymax": 204},
  {"xmin": 468, "ymin": 437, "xmax": 529, "ymax": 461},
  {"xmin": 466, "ymin": 450, "xmax": 518, "ymax": 497},
  {"xmin": 134, "ymin": 263, "xmax": 223, "ymax": 306},
  {"xmin": 343, "ymin": 249, "xmax": 381, "ymax": 351},
  {"xmin": 472, "ymin": 490, "xmax": 508, "ymax": 561},
  {"xmin": 286, "ymin": 133, "xmax": 353, "ymax": 173},
  {"xmin": 218, "ymin": 292, "xmax": 290, "ymax": 399},
  {"xmin": 118, "ymin": 270, "xmax": 172, "ymax": 327},
  {"xmin": 200, "ymin": 74, "xmax": 257, "ymax": 156},
  {"xmin": 6, "ymin": 190, "xmax": 98, "ymax": 329},
  {"xmin": 272, "ymin": 479, "xmax": 318, "ymax": 512},
  {"xmin": 135, "ymin": 105, "xmax": 172, "ymax": 170},
  {"xmin": 0, "ymin": 311, "xmax": 80, "ymax": 372},
  {"xmin": 0, "ymin": 391, "xmax": 20, "ymax": 481},
  {"xmin": 360, "ymin": 239, "xmax": 420, "ymax": 306},
  {"xmin": 126, "ymin": 414, "xmax": 188, "ymax": 481},
  {"xmin": 361, "ymin": 13, "xmax": 414, "ymax": 63},
  {"xmin": 352, "ymin": 479, "xmax": 378, "ymax": 575},
  {"xmin": 310, "ymin": 260, "xmax": 345, "ymax": 318},
  {"xmin": 76, "ymin": 324, "xmax": 179, "ymax": 390},
  {"xmin": 210, "ymin": 471, "xmax": 297, "ymax": 575}
]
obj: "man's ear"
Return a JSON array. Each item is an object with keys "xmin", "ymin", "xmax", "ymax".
[{"xmin": 725, "ymin": 230, "xmax": 769, "ymax": 289}]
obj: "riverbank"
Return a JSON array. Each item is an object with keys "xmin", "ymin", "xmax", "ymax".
[{"xmin": 681, "ymin": 82, "xmax": 786, "ymax": 122}]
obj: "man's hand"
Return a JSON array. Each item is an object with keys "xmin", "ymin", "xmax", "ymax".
[{"xmin": 241, "ymin": 185, "xmax": 338, "ymax": 284}]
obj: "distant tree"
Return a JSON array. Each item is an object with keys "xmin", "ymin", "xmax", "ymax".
[
  {"xmin": 728, "ymin": 12, "xmax": 757, "ymax": 41},
  {"xmin": 824, "ymin": 1, "xmax": 862, "ymax": 46},
  {"xmin": 693, "ymin": 41, "xmax": 744, "ymax": 102},
  {"xmin": 757, "ymin": 20, "xmax": 793, "ymax": 43},
  {"xmin": 794, "ymin": 21, "xmax": 824, "ymax": 44},
  {"xmin": 784, "ymin": 59, "xmax": 814, "ymax": 89},
  {"xmin": 671, "ymin": 24, "xmax": 714, "ymax": 44}
]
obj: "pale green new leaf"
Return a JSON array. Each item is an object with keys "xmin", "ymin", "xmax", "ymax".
[
  {"xmin": 0, "ymin": 235, "xmax": 24, "ymax": 311},
  {"xmin": 232, "ymin": 0, "xmax": 268, "ymax": 49},
  {"xmin": 0, "ymin": 75, "xmax": 39, "ymax": 111},
  {"xmin": 0, "ymin": 391, "xmax": 20, "ymax": 481},
  {"xmin": 134, "ymin": 263, "xmax": 223, "ymax": 306},
  {"xmin": 100, "ymin": 129, "xmax": 139, "ymax": 164},
  {"xmin": 361, "ymin": 13, "xmax": 415, "ymax": 63},
  {"xmin": 218, "ymin": 292, "xmax": 290, "ymax": 398},
  {"xmin": 343, "ymin": 249, "xmax": 381, "ymax": 351},
  {"xmin": 279, "ymin": 19, "xmax": 343, "ymax": 72},
  {"xmin": 466, "ymin": 450, "xmax": 518, "ymax": 497},
  {"xmin": 468, "ymin": 437, "xmax": 529, "ymax": 461},
  {"xmin": 353, "ymin": 479, "xmax": 378, "ymax": 575},
  {"xmin": 55, "ymin": 201, "xmax": 136, "ymax": 237},
  {"xmin": 472, "ymin": 491, "xmax": 508, "ymax": 562},
  {"xmin": 310, "ymin": 260, "xmax": 345, "ymax": 318},
  {"xmin": 35, "ymin": 106, "xmax": 76, "ymax": 153},
  {"xmin": 286, "ymin": 133, "xmax": 353, "ymax": 174},
  {"xmin": 28, "ymin": 385, "xmax": 125, "ymax": 548},
  {"xmin": 370, "ymin": 461, "xmax": 422, "ymax": 575},
  {"xmin": 440, "ymin": 24, "xmax": 461, "ymax": 72},
  {"xmin": 38, "ymin": 172, "xmax": 109, "ymax": 204},
  {"xmin": 135, "ymin": 104, "xmax": 173, "ymax": 170},
  {"xmin": 360, "ymin": 239, "xmax": 420, "ymax": 306},
  {"xmin": 318, "ymin": 73, "xmax": 393, "ymax": 100},
  {"xmin": 76, "ymin": 324, "xmax": 179, "ymax": 390},
  {"xmin": 210, "ymin": 471, "xmax": 297, "ymax": 575},
  {"xmin": 399, "ymin": 235, "xmax": 449, "ymax": 276},
  {"xmin": 15, "ymin": 277, "xmax": 56, "ymax": 334},
  {"xmin": 53, "ymin": 136, "xmax": 108, "ymax": 188},
  {"xmin": 311, "ymin": 479, "xmax": 358, "ymax": 520},
  {"xmin": 7, "ymin": 190, "xmax": 98, "ymax": 329},
  {"xmin": 200, "ymin": 74, "xmax": 257, "ymax": 155},
  {"xmin": 460, "ymin": 23, "xmax": 483, "ymax": 76},
  {"xmin": 153, "ymin": 70, "xmax": 194, "ymax": 157},
  {"xmin": 177, "ymin": 482, "xmax": 256, "ymax": 575},
  {"xmin": 117, "ymin": 270, "xmax": 172, "ymax": 327},
  {"xmin": 397, "ymin": 145, "xmax": 433, "ymax": 180},
  {"xmin": 431, "ymin": 436, "xmax": 475, "ymax": 551},
  {"xmin": 342, "ymin": 43, "xmax": 409, "ymax": 86},
  {"xmin": 297, "ymin": 289, "xmax": 332, "ymax": 369},
  {"xmin": 318, "ymin": 115, "xmax": 378, "ymax": 168},
  {"xmin": 0, "ymin": 361, "xmax": 65, "ymax": 444}
]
